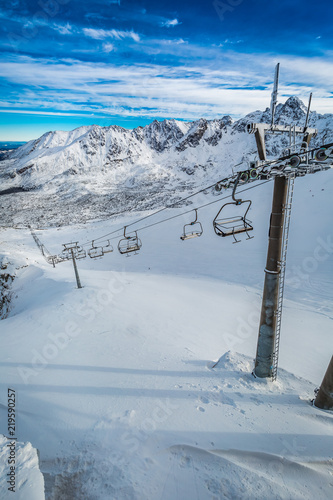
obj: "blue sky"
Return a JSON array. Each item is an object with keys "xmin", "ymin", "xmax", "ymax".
[{"xmin": 0, "ymin": 0, "xmax": 332, "ymax": 140}]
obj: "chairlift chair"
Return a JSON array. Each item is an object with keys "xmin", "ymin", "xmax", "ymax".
[
  {"xmin": 118, "ymin": 227, "xmax": 142, "ymax": 256},
  {"xmin": 213, "ymin": 172, "xmax": 254, "ymax": 243},
  {"xmin": 75, "ymin": 247, "xmax": 87, "ymax": 260},
  {"xmin": 61, "ymin": 245, "xmax": 86, "ymax": 260},
  {"xmin": 61, "ymin": 248, "xmax": 71, "ymax": 260},
  {"xmin": 61, "ymin": 247, "xmax": 74, "ymax": 260},
  {"xmin": 102, "ymin": 240, "xmax": 114, "ymax": 254},
  {"xmin": 88, "ymin": 241, "xmax": 104, "ymax": 259},
  {"xmin": 180, "ymin": 210, "xmax": 203, "ymax": 241}
]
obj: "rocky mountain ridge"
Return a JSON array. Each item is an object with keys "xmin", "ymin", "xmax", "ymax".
[{"xmin": 0, "ymin": 97, "xmax": 332, "ymax": 227}]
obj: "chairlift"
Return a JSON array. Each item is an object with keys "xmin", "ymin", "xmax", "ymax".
[
  {"xmin": 88, "ymin": 241, "xmax": 104, "ymax": 259},
  {"xmin": 118, "ymin": 227, "xmax": 142, "ymax": 256},
  {"xmin": 180, "ymin": 209, "xmax": 203, "ymax": 241},
  {"xmin": 61, "ymin": 248, "xmax": 71, "ymax": 260},
  {"xmin": 102, "ymin": 240, "xmax": 114, "ymax": 254},
  {"xmin": 75, "ymin": 247, "xmax": 87, "ymax": 260},
  {"xmin": 61, "ymin": 245, "xmax": 86, "ymax": 260},
  {"xmin": 213, "ymin": 172, "xmax": 254, "ymax": 243}
]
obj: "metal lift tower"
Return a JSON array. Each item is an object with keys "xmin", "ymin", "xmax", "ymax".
[{"xmin": 249, "ymin": 64, "xmax": 317, "ymax": 379}]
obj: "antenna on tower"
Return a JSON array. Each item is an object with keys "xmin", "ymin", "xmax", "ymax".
[
  {"xmin": 270, "ymin": 63, "xmax": 280, "ymax": 127},
  {"xmin": 303, "ymin": 92, "xmax": 316, "ymax": 145},
  {"xmin": 304, "ymin": 92, "xmax": 312, "ymax": 130},
  {"xmin": 247, "ymin": 64, "xmax": 317, "ymax": 160}
]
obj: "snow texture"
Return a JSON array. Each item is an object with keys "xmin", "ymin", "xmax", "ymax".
[{"xmin": 0, "ymin": 98, "xmax": 332, "ymax": 499}]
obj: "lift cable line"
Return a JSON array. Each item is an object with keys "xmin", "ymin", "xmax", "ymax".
[
  {"xmin": 78, "ymin": 164, "xmax": 244, "ymax": 248},
  {"xmin": 76, "ymin": 141, "xmax": 333, "ymax": 251},
  {"xmin": 30, "ymin": 179, "xmax": 273, "ymax": 271},
  {"xmin": 126, "ymin": 181, "xmax": 272, "ymax": 235},
  {"xmin": 30, "ymin": 227, "xmax": 66, "ymax": 267},
  {"xmin": 32, "ymin": 141, "xmax": 332, "ymax": 269},
  {"xmin": 27, "ymin": 139, "xmax": 332, "ymax": 255},
  {"xmin": 85, "ymin": 180, "xmax": 273, "ymax": 243}
]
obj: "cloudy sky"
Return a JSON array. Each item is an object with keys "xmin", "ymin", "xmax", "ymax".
[{"xmin": 0, "ymin": 0, "xmax": 332, "ymax": 140}]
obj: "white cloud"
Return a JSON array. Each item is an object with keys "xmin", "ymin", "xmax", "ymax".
[
  {"xmin": 0, "ymin": 52, "xmax": 332, "ymax": 122},
  {"xmin": 102, "ymin": 43, "xmax": 115, "ymax": 53},
  {"xmin": 82, "ymin": 28, "xmax": 109, "ymax": 40},
  {"xmin": 0, "ymin": 109, "xmax": 87, "ymax": 117},
  {"xmin": 161, "ymin": 18, "xmax": 181, "ymax": 28},
  {"xmin": 159, "ymin": 38, "xmax": 186, "ymax": 45},
  {"xmin": 219, "ymin": 39, "xmax": 243, "ymax": 47},
  {"xmin": 53, "ymin": 23, "xmax": 73, "ymax": 36},
  {"xmin": 83, "ymin": 28, "xmax": 140, "ymax": 42}
]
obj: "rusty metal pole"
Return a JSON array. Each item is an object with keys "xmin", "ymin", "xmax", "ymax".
[
  {"xmin": 254, "ymin": 176, "xmax": 289, "ymax": 378},
  {"xmin": 314, "ymin": 356, "xmax": 333, "ymax": 410}
]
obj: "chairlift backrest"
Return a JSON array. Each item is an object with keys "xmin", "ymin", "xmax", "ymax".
[
  {"xmin": 102, "ymin": 240, "xmax": 114, "ymax": 254},
  {"xmin": 88, "ymin": 241, "xmax": 104, "ymax": 259},
  {"xmin": 61, "ymin": 249, "xmax": 71, "ymax": 260},
  {"xmin": 75, "ymin": 248, "xmax": 87, "ymax": 260}
]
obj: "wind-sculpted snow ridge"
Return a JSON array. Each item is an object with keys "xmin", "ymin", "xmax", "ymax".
[
  {"xmin": 0, "ymin": 97, "xmax": 332, "ymax": 227},
  {"xmin": 0, "ymin": 435, "xmax": 45, "ymax": 500}
]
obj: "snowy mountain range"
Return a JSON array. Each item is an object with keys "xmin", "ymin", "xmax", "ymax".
[{"xmin": 0, "ymin": 96, "xmax": 332, "ymax": 227}]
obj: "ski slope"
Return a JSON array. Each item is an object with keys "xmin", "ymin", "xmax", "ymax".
[{"xmin": 0, "ymin": 169, "xmax": 332, "ymax": 499}]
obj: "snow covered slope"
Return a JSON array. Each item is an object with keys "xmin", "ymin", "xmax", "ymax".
[
  {"xmin": 0, "ymin": 167, "xmax": 332, "ymax": 499},
  {"xmin": 0, "ymin": 97, "xmax": 332, "ymax": 227}
]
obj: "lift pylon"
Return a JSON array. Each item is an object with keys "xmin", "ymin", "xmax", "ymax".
[
  {"xmin": 251, "ymin": 64, "xmax": 317, "ymax": 379},
  {"xmin": 62, "ymin": 242, "xmax": 83, "ymax": 289}
]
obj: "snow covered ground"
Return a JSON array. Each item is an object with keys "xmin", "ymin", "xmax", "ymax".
[
  {"xmin": 0, "ymin": 169, "xmax": 332, "ymax": 499},
  {"xmin": 0, "ymin": 435, "xmax": 44, "ymax": 500}
]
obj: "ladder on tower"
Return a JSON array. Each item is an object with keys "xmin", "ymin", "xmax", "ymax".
[{"xmin": 272, "ymin": 173, "xmax": 295, "ymax": 380}]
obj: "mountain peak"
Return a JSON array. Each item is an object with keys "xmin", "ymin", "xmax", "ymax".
[
  {"xmin": 274, "ymin": 95, "xmax": 308, "ymax": 124},
  {"xmin": 282, "ymin": 95, "xmax": 307, "ymax": 111}
]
